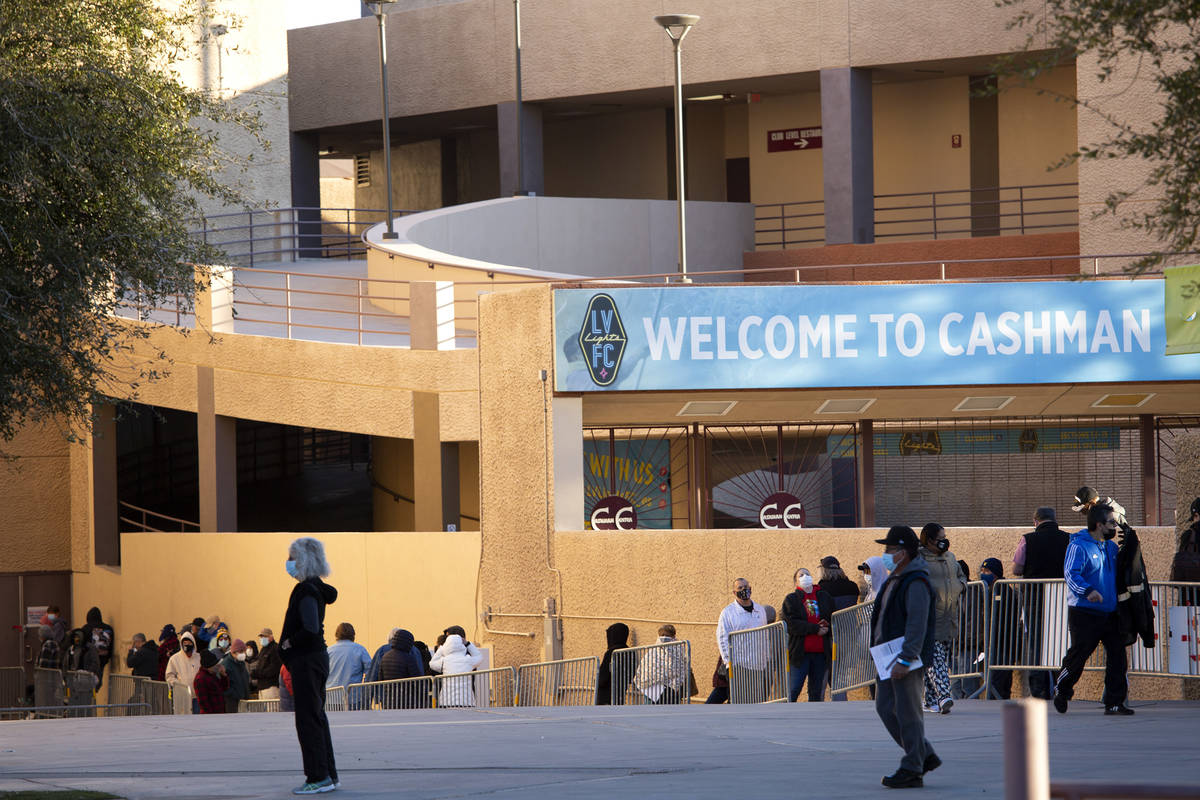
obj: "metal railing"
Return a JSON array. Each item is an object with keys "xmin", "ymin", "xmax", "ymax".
[
  {"xmin": 0, "ymin": 667, "xmax": 23, "ymax": 708},
  {"xmin": 432, "ymin": 666, "xmax": 516, "ymax": 708},
  {"xmin": 830, "ymin": 601, "xmax": 878, "ymax": 694},
  {"xmin": 727, "ymin": 623, "xmax": 788, "ymax": 704},
  {"xmin": 609, "ymin": 640, "xmax": 691, "ymax": 705},
  {"xmin": 950, "ymin": 581, "xmax": 988, "ymax": 688},
  {"xmin": 143, "ymin": 680, "xmax": 173, "ymax": 715},
  {"xmin": 190, "ymin": 207, "xmax": 415, "ymax": 267},
  {"xmin": 347, "ymin": 676, "xmax": 434, "ymax": 710},
  {"xmin": 118, "ymin": 500, "xmax": 200, "ymax": 533},
  {"xmin": 516, "ymin": 657, "xmax": 599, "ymax": 707},
  {"xmin": 34, "ymin": 667, "xmax": 64, "ymax": 709},
  {"xmin": 325, "ymin": 685, "xmax": 348, "ymax": 712},
  {"xmin": 239, "ymin": 698, "xmax": 280, "ymax": 712},
  {"xmin": 755, "ymin": 182, "xmax": 1078, "ymax": 249}
]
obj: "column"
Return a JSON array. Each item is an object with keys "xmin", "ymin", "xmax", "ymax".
[
  {"xmin": 820, "ymin": 68, "xmax": 875, "ymax": 244},
  {"xmin": 497, "ymin": 101, "xmax": 544, "ymax": 197},
  {"xmin": 197, "ymin": 366, "xmax": 237, "ymax": 532},
  {"xmin": 92, "ymin": 404, "xmax": 119, "ymax": 566}
]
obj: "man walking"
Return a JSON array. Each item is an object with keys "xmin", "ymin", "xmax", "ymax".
[
  {"xmin": 1053, "ymin": 504, "xmax": 1134, "ymax": 716},
  {"xmin": 870, "ymin": 526, "xmax": 941, "ymax": 789},
  {"xmin": 1013, "ymin": 507, "xmax": 1069, "ymax": 699}
]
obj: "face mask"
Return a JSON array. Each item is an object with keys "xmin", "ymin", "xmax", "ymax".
[
  {"xmin": 182, "ymin": 645, "xmax": 194, "ymax": 655},
  {"xmin": 259, "ymin": 637, "xmax": 269, "ymax": 647},
  {"xmin": 235, "ymin": 652, "xmax": 246, "ymax": 662},
  {"xmin": 735, "ymin": 588, "xmax": 751, "ymax": 601},
  {"xmin": 218, "ymin": 638, "xmax": 230, "ymax": 648},
  {"xmin": 935, "ymin": 538, "xmax": 950, "ymax": 553},
  {"xmin": 880, "ymin": 553, "xmax": 897, "ymax": 572},
  {"xmin": 47, "ymin": 614, "xmax": 57, "ymax": 621},
  {"xmin": 797, "ymin": 575, "xmax": 814, "ymax": 592},
  {"xmin": 286, "ymin": 559, "xmax": 300, "ymax": 579},
  {"xmin": 981, "ymin": 572, "xmax": 996, "ymax": 586},
  {"xmin": 1102, "ymin": 526, "xmax": 1117, "ymax": 540}
]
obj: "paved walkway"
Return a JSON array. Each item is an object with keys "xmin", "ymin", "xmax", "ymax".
[{"xmin": 0, "ymin": 700, "xmax": 1197, "ymax": 799}]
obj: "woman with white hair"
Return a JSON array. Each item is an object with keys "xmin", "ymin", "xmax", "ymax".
[{"xmin": 279, "ymin": 537, "xmax": 340, "ymax": 795}]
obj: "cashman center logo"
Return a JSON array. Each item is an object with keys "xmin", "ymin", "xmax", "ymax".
[{"xmin": 578, "ymin": 293, "xmax": 627, "ymax": 387}]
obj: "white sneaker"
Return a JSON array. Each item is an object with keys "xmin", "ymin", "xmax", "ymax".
[{"xmin": 939, "ymin": 698, "xmax": 954, "ymax": 715}]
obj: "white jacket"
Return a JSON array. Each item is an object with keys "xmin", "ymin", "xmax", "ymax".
[
  {"xmin": 429, "ymin": 635, "xmax": 484, "ymax": 707},
  {"xmin": 164, "ymin": 632, "xmax": 201, "ymax": 691},
  {"xmin": 633, "ymin": 637, "xmax": 687, "ymax": 702}
]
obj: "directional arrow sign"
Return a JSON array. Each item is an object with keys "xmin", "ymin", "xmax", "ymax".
[{"xmin": 767, "ymin": 126, "xmax": 823, "ymax": 152}]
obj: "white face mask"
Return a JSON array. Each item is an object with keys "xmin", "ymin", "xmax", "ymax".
[
  {"xmin": 235, "ymin": 652, "xmax": 246, "ymax": 662},
  {"xmin": 797, "ymin": 574, "xmax": 814, "ymax": 592},
  {"xmin": 259, "ymin": 637, "xmax": 269, "ymax": 647},
  {"xmin": 218, "ymin": 638, "xmax": 230, "ymax": 648}
]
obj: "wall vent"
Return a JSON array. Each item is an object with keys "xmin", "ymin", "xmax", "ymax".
[
  {"xmin": 816, "ymin": 398, "xmax": 876, "ymax": 414},
  {"xmin": 354, "ymin": 154, "xmax": 371, "ymax": 187},
  {"xmin": 676, "ymin": 400, "xmax": 737, "ymax": 417},
  {"xmin": 1092, "ymin": 393, "xmax": 1154, "ymax": 408},
  {"xmin": 954, "ymin": 396, "xmax": 1014, "ymax": 412}
]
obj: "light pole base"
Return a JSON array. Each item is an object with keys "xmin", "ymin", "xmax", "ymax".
[{"xmin": 382, "ymin": 231, "xmax": 399, "ymax": 240}]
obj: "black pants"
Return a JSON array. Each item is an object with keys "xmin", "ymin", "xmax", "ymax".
[
  {"xmin": 1054, "ymin": 607, "xmax": 1127, "ymax": 707},
  {"xmin": 289, "ymin": 650, "xmax": 338, "ymax": 784}
]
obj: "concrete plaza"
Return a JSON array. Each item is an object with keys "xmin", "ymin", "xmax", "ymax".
[{"xmin": 0, "ymin": 700, "xmax": 1197, "ymax": 799}]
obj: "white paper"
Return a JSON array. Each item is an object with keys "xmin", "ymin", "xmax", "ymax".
[{"xmin": 869, "ymin": 636, "xmax": 923, "ymax": 680}]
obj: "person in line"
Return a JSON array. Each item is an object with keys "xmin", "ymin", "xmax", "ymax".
[
  {"xmin": 818, "ymin": 556, "xmax": 861, "ymax": 610},
  {"xmin": 221, "ymin": 639, "xmax": 252, "ymax": 713},
  {"xmin": 280, "ymin": 537, "xmax": 340, "ymax": 795},
  {"xmin": 919, "ymin": 523, "xmax": 965, "ymax": 715},
  {"xmin": 37, "ymin": 625, "xmax": 61, "ymax": 669},
  {"xmin": 633, "ymin": 624, "xmax": 688, "ymax": 705},
  {"xmin": 380, "ymin": 628, "xmax": 427, "ymax": 709},
  {"xmin": 156, "ymin": 624, "xmax": 180, "ymax": 682},
  {"xmin": 126, "ymin": 633, "xmax": 159, "ymax": 678},
  {"xmin": 40, "ymin": 605, "xmax": 68, "ymax": 645},
  {"xmin": 950, "ymin": 561, "xmax": 981, "ymax": 700},
  {"xmin": 326, "ymin": 622, "xmax": 371, "ymax": 689},
  {"xmin": 1116, "ymin": 518, "xmax": 1154, "ymax": 653},
  {"xmin": 195, "ymin": 616, "xmax": 220, "ymax": 648},
  {"xmin": 429, "ymin": 632, "xmax": 485, "ymax": 707},
  {"xmin": 365, "ymin": 628, "xmax": 398, "ymax": 684},
  {"xmin": 860, "ymin": 556, "xmax": 889, "ymax": 603},
  {"xmin": 782, "ymin": 567, "xmax": 833, "ymax": 703},
  {"xmin": 244, "ymin": 638, "xmax": 260, "ymax": 694},
  {"xmin": 979, "ymin": 558, "xmax": 1015, "ymax": 700},
  {"xmin": 870, "ymin": 526, "xmax": 941, "ymax": 789},
  {"xmin": 193, "ymin": 649, "xmax": 228, "ymax": 714},
  {"xmin": 165, "ymin": 631, "xmax": 202, "ymax": 714},
  {"xmin": 81, "ymin": 607, "xmax": 114, "ymax": 689},
  {"xmin": 256, "ymin": 628, "xmax": 283, "ymax": 700},
  {"xmin": 211, "ymin": 626, "xmax": 232, "ymax": 656},
  {"xmin": 1012, "ymin": 506, "xmax": 1070, "ymax": 699},
  {"xmin": 63, "ymin": 628, "xmax": 101, "ymax": 688},
  {"xmin": 708, "ymin": 578, "xmax": 768, "ymax": 704},
  {"xmin": 1170, "ymin": 498, "xmax": 1200, "ymax": 604},
  {"xmin": 1053, "ymin": 504, "xmax": 1135, "ymax": 716},
  {"xmin": 595, "ymin": 623, "xmax": 630, "ymax": 705}
]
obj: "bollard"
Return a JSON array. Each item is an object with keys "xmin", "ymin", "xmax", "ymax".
[{"xmin": 1003, "ymin": 699, "xmax": 1049, "ymax": 800}]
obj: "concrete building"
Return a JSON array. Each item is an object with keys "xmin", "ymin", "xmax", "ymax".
[{"xmin": 3, "ymin": 0, "xmax": 1198, "ymax": 702}]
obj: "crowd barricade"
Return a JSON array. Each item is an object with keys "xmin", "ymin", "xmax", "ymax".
[
  {"xmin": 949, "ymin": 581, "xmax": 988, "ymax": 691},
  {"xmin": 33, "ymin": 667, "xmax": 64, "ymax": 711},
  {"xmin": 830, "ymin": 602, "xmax": 877, "ymax": 694},
  {"xmin": 432, "ymin": 666, "xmax": 516, "ymax": 708},
  {"xmin": 728, "ymin": 622, "xmax": 787, "ymax": 704},
  {"xmin": 347, "ymin": 676, "xmax": 435, "ymax": 710},
  {"xmin": 143, "ymin": 680, "xmax": 174, "ymax": 715},
  {"xmin": 105, "ymin": 674, "xmax": 146, "ymax": 716},
  {"xmin": 0, "ymin": 667, "xmax": 23, "ymax": 708},
  {"xmin": 609, "ymin": 639, "xmax": 692, "ymax": 705},
  {"xmin": 170, "ymin": 682, "xmax": 193, "ymax": 715},
  {"xmin": 64, "ymin": 670, "xmax": 98, "ymax": 717},
  {"xmin": 325, "ymin": 685, "xmax": 348, "ymax": 712},
  {"xmin": 239, "ymin": 698, "xmax": 281, "ymax": 712},
  {"xmin": 516, "ymin": 657, "xmax": 599, "ymax": 707}
]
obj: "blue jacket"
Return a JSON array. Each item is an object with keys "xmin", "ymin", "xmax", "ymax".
[{"xmin": 1063, "ymin": 529, "xmax": 1118, "ymax": 613}]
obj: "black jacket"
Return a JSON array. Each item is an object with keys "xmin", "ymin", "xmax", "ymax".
[
  {"xmin": 126, "ymin": 641, "xmax": 159, "ymax": 678},
  {"xmin": 82, "ymin": 607, "xmax": 114, "ymax": 673},
  {"xmin": 280, "ymin": 577, "xmax": 338, "ymax": 665},
  {"xmin": 255, "ymin": 641, "xmax": 282, "ymax": 688},
  {"xmin": 595, "ymin": 622, "xmax": 629, "ymax": 705},
  {"xmin": 1022, "ymin": 521, "xmax": 1070, "ymax": 579},
  {"xmin": 1116, "ymin": 529, "xmax": 1154, "ymax": 648},
  {"xmin": 781, "ymin": 588, "xmax": 834, "ymax": 663},
  {"xmin": 380, "ymin": 629, "xmax": 424, "ymax": 681},
  {"xmin": 869, "ymin": 557, "xmax": 936, "ymax": 667},
  {"xmin": 818, "ymin": 576, "xmax": 861, "ymax": 610}
]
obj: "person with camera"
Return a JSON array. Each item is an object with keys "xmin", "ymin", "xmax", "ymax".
[{"xmin": 1053, "ymin": 504, "xmax": 1134, "ymax": 715}]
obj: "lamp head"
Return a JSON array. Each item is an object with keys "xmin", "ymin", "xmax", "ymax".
[
  {"xmin": 368, "ymin": 0, "xmax": 398, "ymax": 17},
  {"xmin": 654, "ymin": 13, "xmax": 700, "ymax": 41}
]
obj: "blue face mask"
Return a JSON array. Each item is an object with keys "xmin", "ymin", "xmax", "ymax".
[
  {"xmin": 880, "ymin": 553, "xmax": 897, "ymax": 572},
  {"xmin": 980, "ymin": 572, "xmax": 996, "ymax": 586},
  {"xmin": 285, "ymin": 559, "xmax": 300, "ymax": 579}
]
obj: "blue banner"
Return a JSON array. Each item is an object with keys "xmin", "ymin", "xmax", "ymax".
[{"xmin": 553, "ymin": 280, "xmax": 1200, "ymax": 391}]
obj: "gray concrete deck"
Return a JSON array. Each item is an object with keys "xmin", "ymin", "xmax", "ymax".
[{"xmin": 0, "ymin": 700, "xmax": 1196, "ymax": 799}]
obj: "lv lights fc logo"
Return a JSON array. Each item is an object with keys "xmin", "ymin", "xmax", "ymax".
[{"xmin": 578, "ymin": 294, "xmax": 627, "ymax": 386}]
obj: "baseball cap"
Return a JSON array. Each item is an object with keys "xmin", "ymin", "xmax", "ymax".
[
  {"xmin": 258, "ymin": 627, "xmax": 273, "ymax": 638},
  {"xmin": 875, "ymin": 525, "xmax": 919, "ymax": 554}
]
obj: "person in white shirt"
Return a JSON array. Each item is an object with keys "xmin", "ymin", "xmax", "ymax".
[{"xmin": 706, "ymin": 577, "xmax": 768, "ymax": 703}]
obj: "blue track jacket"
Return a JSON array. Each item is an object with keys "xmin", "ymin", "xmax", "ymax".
[{"xmin": 1063, "ymin": 529, "xmax": 1118, "ymax": 613}]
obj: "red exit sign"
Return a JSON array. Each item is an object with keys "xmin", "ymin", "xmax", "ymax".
[{"xmin": 767, "ymin": 126, "xmax": 822, "ymax": 152}]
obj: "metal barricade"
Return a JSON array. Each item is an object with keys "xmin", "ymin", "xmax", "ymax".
[
  {"xmin": 728, "ymin": 623, "xmax": 787, "ymax": 704},
  {"xmin": 830, "ymin": 601, "xmax": 877, "ymax": 694},
  {"xmin": 169, "ymin": 682, "xmax": 193, "ymax": 715},
  {"xmin": 0, "ymin": 666, "xmax": 24, "ymax": 707},
  {"xmin": 347, "ymin": 676, "xmax": 434, "ymax": 710},
  {"xmin": 432, "ymin": 666, "xmax": 516, "ymax": 708},
  {"xmin": 239, "ymin": 698, "xmax": 281, "ymax": 712},
  {"xmin": 143, "ymin": 680, "xmax": 174, "ymax": 715},
  {"xmin": 325, "ymin": 685, "xmax": 348, "ymax": 712},
  {"xmin": 610, "ymin": 640, "xmax": 692, "ymax": 705},
  {"xmin": 33, "ymin": 667, "xmax": 64, "ymax": 712},
  {"xmin": 64, "ymin": 670, "xmax": 98, "ymax": 717},
  {"xmin": 516, "ymin": 657, "xmax": 599, "ymax": 707},
  {"xmin": 105, "ymin": 674, "xmax": 146, "ymax": 717},
  {"xmin": 949, "ymin": 580, "xmax": 988, "ymax": 689},
  {"xmin": 1161, "ymin": 582, "xmax": 1200, "ymax": 677}
]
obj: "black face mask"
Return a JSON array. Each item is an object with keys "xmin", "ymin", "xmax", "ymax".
[
  {"xmin": 735, "ymin": 588, "xmax": 751, "ymax": 601},
  {"xmin": 936, "ymin": 538, "xmax": 950, "ymax": 553},
  {"xmin": 1102, "ymin": 527, "xmax": 1117, "ymax": 540},
  {"xmin": 182, "ymin": 645, "xmax": 195, "ymax": 655}
]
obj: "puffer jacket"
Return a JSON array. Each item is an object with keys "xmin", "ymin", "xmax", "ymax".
[
  {"xmin": 428, "ymin": 634, "xmax": 484, "ymax": 707},
  {"xmin": 920, "ymin": 546, "xmax": 966, "ymax": 641}
]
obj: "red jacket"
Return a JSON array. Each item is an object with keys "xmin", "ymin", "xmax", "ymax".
[{"xmin": 194, "ymin": 669, "xmax": 228, "ymax": 714}]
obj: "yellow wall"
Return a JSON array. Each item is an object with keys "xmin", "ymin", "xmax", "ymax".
[
  {"xmin": 0, "ymin": 423, "xmax": 73, "ymax": 572},
  {"xmin": 73, "ymin": 531, "xmax": 480, "ymax": 661},
  {"xmin": 685, "ymin": 103, "xmax": 728, "ymax": 202},
  {"xmin": 873, "ymin": 76, "xmax": 971, "ymax": 196},
  {"xmin": 747, "ymin": 91, "xmax": 824, "ymax": 206},
  {"xmin": 355, "ymin": 140, "xmax": 442, "ymax": 213}
]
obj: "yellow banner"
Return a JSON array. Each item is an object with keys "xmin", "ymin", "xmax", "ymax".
[{"xmin": 1165, "ymin": 264, "xmax": 1200, "ymax": 355}]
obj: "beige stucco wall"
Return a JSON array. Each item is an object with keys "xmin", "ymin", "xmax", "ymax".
[
  {"xmin": 0, "ymin": 423, "xmax": 73, "ymax": 572},
  {"xmin": 355, "ymin": 140, "xmax": 443, "ymax": 214},
  {"xmin": 874, "ymin": 77, "xmax": 971, "ymax": 197},
  {"xmin": 747, "ymin": 91, "xmax": 824, "ymax": 206},
  {"xmin": 72, "ymin": 531, "xmax": 480, "ymax": 664},
  {"xmin": 544, "ymin": 109, "xmax": 669, "ymax": 200}
]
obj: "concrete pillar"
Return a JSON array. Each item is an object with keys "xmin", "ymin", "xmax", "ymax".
[
  {"xmin": 412, "ymin": 391, "xmax": 444, "ymax": 531},
  {"xmin": 196, "ymin": 366, "xmax": 237, "ymax": 532},
  {"xmin": 552, "ymin": 396, "xmax": 583, "ymax": 531},
  {"xmin": 92, "ymin": 404, "xmax": 119, "ymax": 566},
  {"xmin": 410, "ymin": 281, "xmax": 456, "ymax": 350},
  {"xmin": 497, "ymin": 101, "xmax": 544, "ymax": 197},
  {"xmin": 858, "ymin": 419, "xmax": 875, "ymax": 526},
  {"xmin": 820, "ymin": 68, "xmax": 875, "ymax": 244},
  {"xmin": 290, "ymin": 131, "xmax": 322, "ymax": 257},
  {"xmin": 440, "ymin": 136, "xmax": 459, "ymax": 207},
  {"xmin": 441, "ymin": 442, "xmax": 460, "ymax": 530},
  {"xmin": 969, "ymin": 75, "xmax": 1000, "ymax": 237},
  {"xmin": 1140, "ymin": 415, "xmax": 1157, "ymax": 525}
]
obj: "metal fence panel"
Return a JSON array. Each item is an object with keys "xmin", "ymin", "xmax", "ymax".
[
  {"xmin": 432, "ymin": 667, "xmax": 516, "ymax": 708},
  {"xmin": 728, "ymin": 623, "xmax": 787, "ymax": 704},
  {"xmin": 325, "ymin": 685, "xmax": 348, "ymax": 712},
  {"xmin": 516, "ymin": 657, "xmax": 599, "ymax": 707},
  {"xmin": 170, "ymin": 682, "xmax": 193, "ymax": 715},
  {"xmin": 239, "ymin": 698, "xmax": 281, "ymax": 712},
  {"xmin": 64, "ymin": 670, "xmax": 97, "ymax": 717},
  {"xmin": 0, "ymin": 667, "xmax": 24, "ymax": 707},
  {"xmin": 105, "ymin": 674, "xmax": 148, "ymax": 717},
  {"xmin": 949, "ymin": 581, "xmax": 988, "ymax": 682},
  {"xmin": 830, "ymin": 602, "xmax": 877, "ymax": 694},
  {"xmin": 143, "ymin": 680, "xmax": 173, "ymax": 715},
  {"xmin": 33, "ymin": 668, "xmax": 64, "ymax": 711},
  {"xmin": 610, "ymin": 640, "xmax": 691, "ymax": 705},
  {"xmin": 347, "ymin": 676, "xmax": 434, "ymax": 710}
]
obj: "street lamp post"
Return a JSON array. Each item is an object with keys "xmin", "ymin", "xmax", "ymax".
[
  {"xmin": 513, "ymin": 0, "xmax": 525, "ymax": 196},
  {"xmin": 654, "ymin": 13, "xmax": 699, "ymax": 282},
  {"xmin": 370, "ymin": 0, "xmax": 399, "ymax": 239}
]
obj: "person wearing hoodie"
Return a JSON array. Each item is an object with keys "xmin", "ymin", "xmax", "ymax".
[
  {"xmin": 156, "ymin": 625, "xmax": 179, "ymax": 682},
  {"xmin": 366, "ymin": 628, "xmax": 396, "ymax": 684},
  {"xmin": 595, "ymin": 622, "xmax": 630, "ymax": 705},
  {"xmin": 63, "ymin": 628, "xmax": 101, "ymax": 687},
  {"xmin": 429, "ymin": 633, "xmax": 485, "ymax": 707},
  {"xmin": 126, "ymin": 633, "xmax": 159, "ymax": 678},
  {"xmin": 39, "ymin": 605, "xmax": 68, "ymax": 645},
  {"xmin": 859, "ymin": 556, "xmax": 889, "ymax": 603},
  {"xmin": 165, "ymin": 631, "xmax": 202, "ymax": 712},
  {"xmin": 1052, "ymin": 504, "xmax": 1135, "ymax": 716},
  {"xmin": 379, "ymin": 628, "xmax": 426, "ymax": 708},
  {"xmin": 280, "ymin": 537, "xmax": 340, "ymax": 795},
  {"xmin": 918, "ymin": 523, "xmax": 965, "ymax": 715},
  {"xmin": 781, "ymin": 567, "xmax": 834, "ymax": 702},
  {"xmin": 196, "ymin": 616, "xmax": 220, "ymax": 648},
  {"xmin": 81, "ymin": 607, "xmax": 114, "ymax": 689},
  {"xmin": 37, "ymin": 625, "xmax": 61, "ymax": 668},
  {"xmin": 870, "ymin": 526, "xmax": 941, "ymax": 790},
  {"xmin": 221, "ymin": 639, "xmax": 252, "ymax": 712},
  {"xmin": 979, "ymin": 557, "xmax": 1015, "ymax": 700}
]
